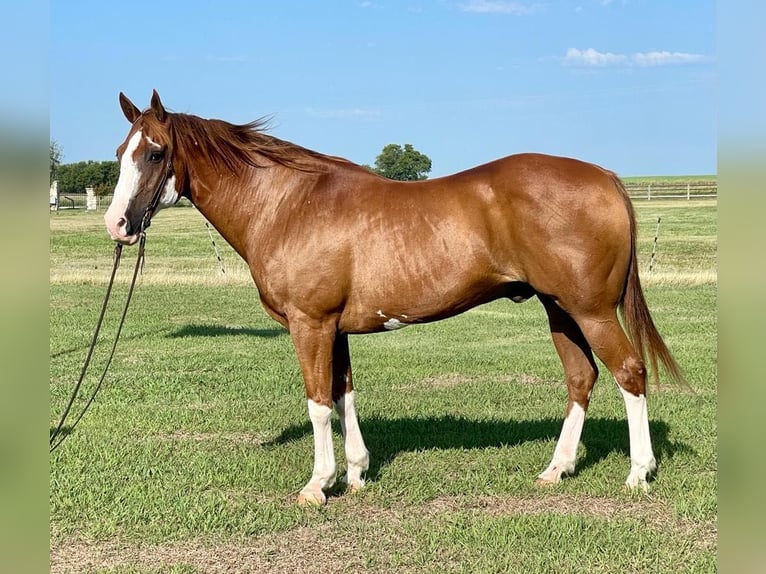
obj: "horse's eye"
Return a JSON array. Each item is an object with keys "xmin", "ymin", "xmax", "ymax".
[{"xmin": 149, "ymin": 150, "xmax": 164, "ymax": 163}]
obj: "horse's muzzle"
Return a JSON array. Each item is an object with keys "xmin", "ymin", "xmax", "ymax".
[{"xmin": 105, "ymin": 214, "xmax": 141, "ymax": 245}]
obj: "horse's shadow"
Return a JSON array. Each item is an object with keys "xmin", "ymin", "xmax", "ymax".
[
  {"xmin": 167, "ymin": 324, "xmax": 286, "ymax": 338},
  {"xmin": 269, "ymin": 415, "xmax": 692, "ymax": 481}
]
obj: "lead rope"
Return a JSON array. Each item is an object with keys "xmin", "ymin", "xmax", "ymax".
[
  {"xmin": 50, "ymin": 159, "xmax": 170, "ymax": 453},
  {"xmin": 49, "ymin": 236, "xmax": 146, "ymax": 452}
]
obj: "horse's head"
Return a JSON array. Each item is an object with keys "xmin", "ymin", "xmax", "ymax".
[{"xmin": 104, "ymin": 90, "xmax": 182, "ymax": 245}]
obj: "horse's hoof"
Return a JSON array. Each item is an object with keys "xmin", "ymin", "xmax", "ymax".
[
  {"xmin": 297, "ymin": 489, "xmax": 326, "ymax": 506},
  {"xmin": 341, "ymin": 473, "xmax": 365, "ymax": 493},
  {"xmin": 622, "ymin": 480, "xmax": 650, "ymax": 494},
  {"xmin": 534, "ymin": 477, "xmax": 558, "ymax": 487}
]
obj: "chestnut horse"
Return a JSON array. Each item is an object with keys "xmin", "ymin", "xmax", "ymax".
[{"xmin": 105, "ymin": 91, "xmax": 683, "ymax": 504}]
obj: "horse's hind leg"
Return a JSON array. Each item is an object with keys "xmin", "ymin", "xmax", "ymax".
[
  {"xmin": 331, "ymin": 333, "xmax": 369, "ymax": 492},
  {"xmin": 574, "ymin": 311, "xmax": 656, "ymax": 490},
  {"xmin": 536, "ymin": 296, "xmax": 599, "ymax": 485}
]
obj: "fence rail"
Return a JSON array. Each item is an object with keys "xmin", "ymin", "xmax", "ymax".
[
  {"xmin": 623, "ymin": 181, "xmax": 717, "ymax": 201},
  {"xmin": 52, "ymin": 194, "xmax": 194, "ymax": 211}
]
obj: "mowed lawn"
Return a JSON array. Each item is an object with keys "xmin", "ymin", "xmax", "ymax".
[{"xmin": 50, "ymin": 199, "xmax": 717, "ymax": 573}]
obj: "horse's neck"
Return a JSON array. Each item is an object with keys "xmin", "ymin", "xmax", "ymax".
[{"xmin": 187, "ymin": 161, "xmax": 312, "ymax": 263}]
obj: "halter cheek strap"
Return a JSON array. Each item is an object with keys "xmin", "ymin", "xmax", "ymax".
[{"xmin": 140, "ymin": 156, "xmax": 173, "ymax": 234}]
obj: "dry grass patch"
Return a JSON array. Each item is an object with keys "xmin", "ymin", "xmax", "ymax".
[
  {"xmin": 641, "ymin": 270, "xmax": 717, "ymax": 286},
  {"xmin": 50, "ymin": 493, "xmax": 716, "ymax": 573}
]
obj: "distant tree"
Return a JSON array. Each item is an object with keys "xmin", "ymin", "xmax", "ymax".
[
  {"xmin": 372, "ymin": 143, "xmax": 432, "ymax": 181},
  {"xmin": 50, "ymin": 140, "xmax": 63, "ymax": 184},
  {"xmin": 57, "ymin": 160, "xmax": 120, "ymax": 195}
]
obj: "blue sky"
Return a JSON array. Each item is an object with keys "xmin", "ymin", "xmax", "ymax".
[{"xmin": 51, "ymin": 1, "xmax": 715, "ymax": 177}]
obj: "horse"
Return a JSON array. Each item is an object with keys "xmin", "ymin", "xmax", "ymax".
[{"xmin": 105, "ymin": 90, "xmax": 684, "ymax": 505}]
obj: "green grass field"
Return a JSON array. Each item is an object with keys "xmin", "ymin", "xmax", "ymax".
[{"xmin": 50, "ymin": 200, "xmax": 717, "ymax": 573}]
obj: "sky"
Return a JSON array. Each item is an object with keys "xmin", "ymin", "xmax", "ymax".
[{"xmin": 50, "ymin": 1, "xmax": 716, "ymax": 178}]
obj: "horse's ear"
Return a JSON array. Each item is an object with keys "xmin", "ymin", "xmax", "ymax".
[
  {"xmin": 150, "ymin": 89, "xmax": 167, "ymax": 122},
  {"xmin": 119, "ymin": 92, "xmax": 141, "ymax": 124}
]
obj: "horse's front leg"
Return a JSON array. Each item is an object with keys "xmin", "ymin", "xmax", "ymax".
[{"xmin": 289, "ymin": 316, "xmax": 339, "ymax": 505}]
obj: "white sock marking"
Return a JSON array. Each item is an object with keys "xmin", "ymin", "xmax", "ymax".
[
  {"xmin": 619, "ymin": 387, "xmax": 656, "ymax": 489},
  {"xmin": 305, "ymin": 400, "xmax": 336, "ymax": 492},
  {"xmin": 334, "ymin": 391, "xmax": 369, "ymax": 488},
  {"xmin": 538, "ymin": 402, "xmax": 585, "ymax": 482}
]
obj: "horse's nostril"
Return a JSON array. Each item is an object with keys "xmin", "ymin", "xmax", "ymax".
[{"xmin": 117, "ymin": 217, "xmax": 132, "ymax": 235}]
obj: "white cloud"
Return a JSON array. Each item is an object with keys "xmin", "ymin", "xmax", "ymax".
[
  {"xmin": 632, "ymin": 51, "xmax": 707, "ymax": 67},
  {"xmin": 461, "ymin": 1, "xmax": 536, "ymax": 15},
  {"xmin": 564, "ymin": 47, "xmax": 708, "ymax": 68},
  {"xmin": 564, "ymin": 47, "xmax": 627, "ymax": 67}
]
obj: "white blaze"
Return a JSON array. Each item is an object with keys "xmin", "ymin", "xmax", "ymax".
[{"xmin": 111, "ymin": 131, "xmax": 143, "ymax": 213}]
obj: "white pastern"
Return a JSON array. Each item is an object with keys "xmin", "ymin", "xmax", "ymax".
[
  {"xmin": 334, "ymin": 391, "xmax": 370, "ymax": 490},
  {"xmin": 619, "ymin": 387, "xmax": 656, "ymax": 490},
  {"xmin": 538, "ymin": 402, "xmax": 586, "ymax": 483},
  {"xmin": 299, "ymin": 400, "xmax": 336, "ymax": 504}
]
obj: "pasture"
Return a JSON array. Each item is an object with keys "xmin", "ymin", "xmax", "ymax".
[{"xmin": 50, "ymin": 199, "xmax": 717, "ymax": 573}]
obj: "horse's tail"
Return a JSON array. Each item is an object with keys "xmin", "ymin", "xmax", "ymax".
[{"xmin": 611, "ymin": 172, "xmax": 686, "ymax": 387}]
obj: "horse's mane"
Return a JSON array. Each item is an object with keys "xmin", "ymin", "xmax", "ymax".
[{"xmin": 145, "ymin": 111, "xmax": 333, "ymax": 173}]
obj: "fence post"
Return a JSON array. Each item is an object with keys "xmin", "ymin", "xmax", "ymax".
[
  {"xmin": 647, "ymin": 183, "xmax": 651, "ymax": 201},
  {"xmin": 86, "ymin": 187, "xmax": 98, "ymax": 211},
  {"xmin": 50, "ymin": 180, "xmax": 59, "ymax": 212},
  {"xmin": 687, "ymin": 183, "xmax": 691, "ymax": 200}
]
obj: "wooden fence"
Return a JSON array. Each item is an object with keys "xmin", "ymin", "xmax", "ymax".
[
  {"xmin": 52, "ymin": 194, "xmax": 193, "ymax": 211},
  {"xmin": 623, "ymin": 181, "xmax": 717, "ymax": 201}
]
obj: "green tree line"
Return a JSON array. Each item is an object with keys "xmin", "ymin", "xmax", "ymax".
[{"xmin": 56, "ymin": 160, "xmax": 120, "ymax": 196}]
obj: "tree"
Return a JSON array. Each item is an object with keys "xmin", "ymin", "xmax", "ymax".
[
  {"xmin": 50, "ymin": 140, "xmax": 63, "ymax": 184},
  {"xmin": 56, "ymin": 160, "xmax": 120, "ymax": 195},
  {"xmin": 372, "ymin": 143, "xmax": 432, "ymax": 181}
]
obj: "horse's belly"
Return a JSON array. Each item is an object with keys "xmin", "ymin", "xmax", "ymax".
[{"xmin": 338, "ymin": 274, "xmax": 510, "ymax": 334}]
